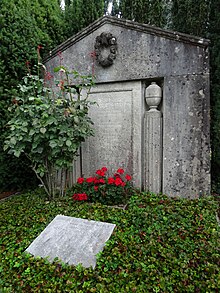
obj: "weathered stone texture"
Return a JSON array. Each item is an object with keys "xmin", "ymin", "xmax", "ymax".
[
  {"xmin": 162, "ymin": 74, "xmax": 210, "ymax": 197},
  {"xmin": 26, "ymin": 215, "xmax": 116, "ymax": 268},
  {"xmin": 45, "ymin": 16, "xmax": 210, "ymax": 198},
  {"xmin": 81, "ymin": 81, "xmax": 143, "ymax": 187}
]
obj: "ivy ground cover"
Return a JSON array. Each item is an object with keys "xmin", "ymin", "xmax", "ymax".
[{"xmin": 0, "ymin": 191, "xmax": 219, "ymax": 292}]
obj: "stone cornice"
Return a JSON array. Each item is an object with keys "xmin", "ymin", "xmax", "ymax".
[{"xmin": 44, "ymin": 16, "xmax": 210, "ymax": 63}]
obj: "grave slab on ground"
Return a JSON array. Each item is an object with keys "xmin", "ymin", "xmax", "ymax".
[{"xmin": 25, "ymin": 215, "xmax": 116, "ymax": 268}]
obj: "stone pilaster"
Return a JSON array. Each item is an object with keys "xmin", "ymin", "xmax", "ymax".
[{"xmin": 144, "ymin": 82, "xmax": 162, "ymax": 193}]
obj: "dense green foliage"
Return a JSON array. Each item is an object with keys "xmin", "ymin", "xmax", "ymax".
[
  {"xmin": 209, "ymin": 0, "xmax": 220, "ymax": 189},
  {"xmin": 171, "ymin": 0, "xmax": 210, "ymax": 36},
  {"xmin": 0, "ymin": 0, "xmax": 66, "ymax": 191},
  {"xmin": 119, "ymin": 0, "xmax": 167, "ymax": 27},
  {"xmin": 64, "ymin": 0, "xmax": 105, "ymax": 37},
  {"xmin": 0, "ymin": 191, "xmax": 219, "ymax": 291}
]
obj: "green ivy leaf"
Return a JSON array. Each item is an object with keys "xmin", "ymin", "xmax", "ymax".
[
  {"xmin": 40, "ymin": 127, "xmax": 46, "ymax": 134},
  {"xmin": 49, "ymin": 141, "xmax": 57, "ymax": 148},
  {"xmin": 29, "ymin": 129, "xmax": 35, "ymax": 136},
  {"xmin": 10, "ymin": 137, "xmax": 16, "ymax": 145},
  {"xmin": 66, "ymin": 140, "xmax": 72, "ymax": 147},
  {"xmin": 14, "ymin": 150, "xmax": 21, "ymax": 157}
]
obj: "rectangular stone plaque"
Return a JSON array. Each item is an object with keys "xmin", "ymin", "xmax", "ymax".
[
  {"xmin": 25, "ymin": 215, "xmax": 116, "ymax": 268},
  {"xmin": 82, "ymin": 81, "xmax": 143, "ymax": 188}
]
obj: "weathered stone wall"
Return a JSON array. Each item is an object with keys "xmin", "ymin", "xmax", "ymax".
[{"xmin": 45, "ymin": 16, "xmax": 210, "ymax": 198}]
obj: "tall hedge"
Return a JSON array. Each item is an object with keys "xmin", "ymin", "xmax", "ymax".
[
  {"xmin": 64, "ymin": 0, "xmax": 104, "ymax": 37},
  {"xmin": 119, "ymin": 0, "xmax": 167, "ymax": 27},
  {"xmin": 171, "ymin": 0, "xmax": 210, "ymax": 36},
  {"xmin": 209, "ymin": 0, "xmax": 220, "ymax": 189},
  {"xmin": 0, "ymin": 0, "xmax": 66, "ymax": 191}
]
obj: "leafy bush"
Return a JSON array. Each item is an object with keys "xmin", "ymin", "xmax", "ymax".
[
  {"xmin": 0, "ymin": 0, "xmax": 66, "ymax": 191},
  {"xmin": 0, "ymin": 191, "xmax": 219, "ymax": 292},
  {"xmin": 4, "ymin": 58, "xmax": 95, "ymax": 198},
  {"xmin": 72, "ymin": 167, "xmax": 134, "ymax": 205}
]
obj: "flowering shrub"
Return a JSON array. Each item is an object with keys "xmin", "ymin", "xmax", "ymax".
[
  {"xmin": 4, "ymin": 48, "xmax": 95, "ymax": 199},
  {"xmin": 72, "ymin": 167, "xmax": 134, "ymax": 205}
]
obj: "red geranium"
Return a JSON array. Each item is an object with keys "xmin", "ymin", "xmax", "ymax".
[
  {"xmin": 94, "ymin": 178, "xmax": 100, "ymax": 184},
  {"xmin": 125, "ymin": 174, "xmax": 132, "ymax": 181},
  {"xmin": 117, "ymin": 168, "xmax": 124, "ymax": 174},
  {"xmin": 115, "ymin": 177, "xmax": 123, "ymax": 186},
  {"xmin": 72, "ymin": 166, "xmax": 134, "ymax": 205},
  {"xmin": 96, "ymin": 169, "xmax": 105, "ymax": 177},
  {"xmin": 101, "ymin": 167, "xmax": 108, "ymax": 172},
  {"xmin": 86, "ymin": 177, "xmax": 95, "ymax": 183},
  {"xmin": 108, "ymin": 177, "xmax": 115, "ymax": 184},
  {"xmin": 114, "ymin": 173, "xmax": 121, "ymax": 178},
  {"xmin": 72, "ymin": 193, "xmax": 88, "ymax": 201},
  {"xmin": 77, "ymin": 177, "xmax": 84, "ymax": 184}
]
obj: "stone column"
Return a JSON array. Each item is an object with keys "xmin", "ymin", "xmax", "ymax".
[{"xmin": 144, "ymin": 82, "xmax": 162, "ymax": 193}]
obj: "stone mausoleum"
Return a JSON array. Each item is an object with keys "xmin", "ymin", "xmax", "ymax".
[{"xmin": 44, "ymin": 16, "xmax": 210, "ymax": 198}]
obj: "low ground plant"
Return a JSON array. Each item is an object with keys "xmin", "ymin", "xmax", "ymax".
[
  {"xmin": 0, "ymin": 190, "xmax": 219, "ymax": 292},
  {"xmin": 72, "ymin": 167, "xmax": 134, "ymax": 205}
]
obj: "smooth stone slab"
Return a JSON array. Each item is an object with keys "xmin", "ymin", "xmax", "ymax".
[{"xmin": 25, "ymin": 215, "xmax": 116, "ymax": 268}]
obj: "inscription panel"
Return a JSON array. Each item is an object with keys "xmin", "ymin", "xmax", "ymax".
[{"xmin": 82, "ymin": 81, "xmax": 142, "ymax": 186}]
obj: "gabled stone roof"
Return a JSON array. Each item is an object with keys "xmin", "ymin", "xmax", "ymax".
[{"xmin": 44, "ymin": 16, "xmax": 209, "ymax": 63}]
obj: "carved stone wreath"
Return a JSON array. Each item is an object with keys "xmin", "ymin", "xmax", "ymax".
[{"xmin": 94, "ymin": 32, "xmax": 117, "ymax": 67}]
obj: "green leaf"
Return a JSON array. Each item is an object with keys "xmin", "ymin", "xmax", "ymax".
[
  {"xmin": 10, "ymin": 137, "xmax": 16, "ymax": 145},
  {"xmin": 40, "ymin": 127, "xmax": 46, "ymax": 134},
  {"xmin": 29, "ymin": 129, "xmax": 35, "ymax": 136},
  {"xmin": 66, "ymin": 140, "xmax": 72, "ymax": 147},
  {"xmin": 3, "ymin": 144, "xmax": 8, "ymax": 151},
  {"xmin": 49, "ymin": 141, "xmax": 57, "ymax": 148},
  {"xmin": 54, "ymin": 66, "xmax": 66, "ymax": 73},
  {"xmin": 14, "ymin": 150, "xmax": 21, "ymax": 157}
]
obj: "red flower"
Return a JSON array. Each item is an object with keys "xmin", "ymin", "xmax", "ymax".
[
  {"xmin": 125, "ymin": 174, "xmax": 132, "ymax": 181},
  {"xmin": 58, "ymin": 80, "xmax": 65, "ymax": 90},
  {"xmin": 121, "ymin": 182, "xmax": 126, "ymax": 187},
  {"xmin": 99, "ymin": 178, "xmax": 105, "ymax": 184},
  {"xmin": 80, "ymin": 193, "xmax": 88, "ymax": 200},
  {"xmin": 73, "ymin": 193, "xmax": 88, "ymax": 201},
  {"xmin": 93, "ymin": 178, "xmax": 99, "ymax": 184},
  {"xmin": 108, "ymin": 177, "xmax": 115, "ymax": 184},
  {"xmin": 115, "ymin": 177, "xmax": 123, "ymax": 186},
  {"xmin": 96, "ymin": 169, "xmax": 105, "ymax": 177},
  {"xmin": 77, "ymin": 177, "xmax": 84, "ymax": 184},
  {"xmin": 101, "ymin": 167, "xmax": 108, "ymax": 172},
  {"xmin": 114, "ymin": 173, "xmax": 121, "ymax": 178},
  {"xmin": 117, "ymin": 168, "xmax": 124, "ymax": 174},
  {"xmin": 94, "ymin": 186, "xmax": 99, "ymax": 191},
  {"xmin": 86, "ymin": 177, "xmax": 95, "ymax": 183}
]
